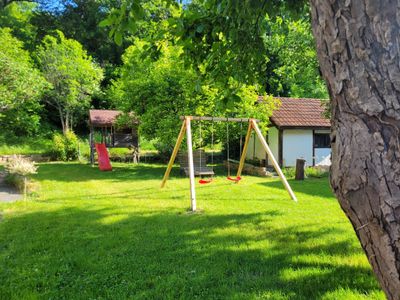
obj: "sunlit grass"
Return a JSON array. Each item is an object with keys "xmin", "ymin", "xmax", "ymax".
[{"xmin": 0, "ymin": 163, "xmax": 384, "ymax": 299}]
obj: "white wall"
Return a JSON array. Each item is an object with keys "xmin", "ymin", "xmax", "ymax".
[
  {"xmin": 267, "ymin": 126, "xmax": 279, "ymax": 166},
  {"xmin": 246, "ymin": 131, "xmax": 266, "ymax": 161},
  {"xmin": 282, "ymin": 130, "xmax": 313, "ymax": 167},
  {"xmin": 245, "ymin": 126, "xmax": 280, "ymax": 165},
  {"xmin": 246, "ymin": 127, "xmax": 331, "ymax": 167}
]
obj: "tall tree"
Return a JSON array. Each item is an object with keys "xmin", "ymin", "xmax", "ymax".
[
  {"xmin": 310, "ymin": 1, "xmax": 400, "ymax": 298},
  {"xmin": 0, "ymin": 1, "xmax": 38, "ymax": 50},
  {"xmin": 36, "ymin": 31, "xmax": 103, "ymax": 133},
  {"xmin": 110, "ymin": 39, "xmax": 276, "ymax": 155},
  {"xmin": 0, "ymin": 27, "xmax": 47, "ymax": 114}
]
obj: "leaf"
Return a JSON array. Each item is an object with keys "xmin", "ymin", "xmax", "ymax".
[
  {"xmin": 114, "ymin": 31, "xmax": 123, "ymax": 46},
  {"xmin": 99, "ymin": 17, "xmax": 114, "ymax": 27},
  {"xmin": 196, "ymin": 24, "xmax": 205, "ymax": 33}
]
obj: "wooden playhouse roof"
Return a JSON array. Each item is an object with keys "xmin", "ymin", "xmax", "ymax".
[
  {"xmin": 89, "ymin": 110, "xmax": 122, "ymax": 127},
  {"xmin": 261, "ymin": 97, "xmax": 330, "ymax": 129}
]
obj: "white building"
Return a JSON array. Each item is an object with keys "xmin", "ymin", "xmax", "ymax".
[{"xmin": 246, "ymin": 97, "xmax": 331, "ymax": 167}]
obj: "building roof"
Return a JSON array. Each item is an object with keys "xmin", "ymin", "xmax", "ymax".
[
  {"xmin": 89, "ymin": 110, "xmax": 122, "ymax": 126},
  {"xmin": 268, "ymin": 97, "xmax": 330, "ymax": 128}
]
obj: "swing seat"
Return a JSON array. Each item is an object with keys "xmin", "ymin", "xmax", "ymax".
[
  {"xmin": 227, "ymin": 176, "xmax": 241, "ymax": 182},
  {"xmin": 199, "ymin": 178, "xmax": 213, "ymax": 184}
]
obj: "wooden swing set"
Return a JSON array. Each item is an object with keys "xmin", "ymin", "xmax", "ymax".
[{"xmin": 161, "ymin": 116, "xmax": 297, "ymax": 211}]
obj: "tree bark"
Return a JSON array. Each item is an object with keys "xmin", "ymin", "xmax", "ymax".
[
  {"xmin": 57, "ymin": 104, "xmax": 66, "ymax": 134},
  {"xmin": 310, "ymin": 1, "xmax": 400, "ymax": 298},
  {"xmin": 65, "ymin": 110, "xmax": 70, "ymax": 134}
]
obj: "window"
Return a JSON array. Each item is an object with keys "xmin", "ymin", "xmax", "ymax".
[{"xmin": 314, "ymin": 133, "xmax": 330, "ymax": 148}]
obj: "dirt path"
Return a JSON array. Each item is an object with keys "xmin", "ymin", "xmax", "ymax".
[{"xmin": 0, "ymin": 172, "xmax": 22, "ymax": 203}]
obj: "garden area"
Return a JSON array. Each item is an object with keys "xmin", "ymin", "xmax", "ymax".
[
  {"xmin": 1, "ymin": 0, "xmax": 399, "ymax": 298},
  {"xmin": 0, "ymin": 163, "xmax": 384, "ymax": 299}
]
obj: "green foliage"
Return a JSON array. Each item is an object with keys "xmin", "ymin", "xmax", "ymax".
[
  {"xmin": 50, "ymin": 131, "xmax": 79, "ymax": 161},
  {"xmin": 0, "ymin": 133, "xmax": 53, "ymax": 155},
  {"xmin": 265, "ymin": 17, "xmax": 328, "ymax": 98},
  {"xmin": 0, "ymin": 1, "xmax": 38, "ymax": 50},
  {"xmin": 114, "ymin": 112, "xmax": 138, "ymax": 130},
  {"xmin": 0, "ymin": 95, "xmax": 43, "ymax": 136},
  {"xmin": 282, "ymin": 166, "xmax": 329, "ymax": 179},
  {"xmin": 305, "ymin": 166, "xmax": 329, "ymax": 178},
  {"xmin": 64, "ymin": 130, "xmax": 80, "ymax": 161},
  {"xmin": 100, "ymin": 0, "xmax": 179, "ymax": 45},
  {"xmin": 104, "ymin": 1, "xmax": 308, "ymax": 87},
  {"xmin": 282, "ymin": 167, "xmax": 296, "ymax": 178},
  {"xmin": 36, "ymin": 31, "xmax": 103, "ymax": 132},
  {"xmin": 51, "ymin": 133, "xmax": 67, "ymax": 161},
  {"xmin": 0, "ymin": 28, "xmax": 47, "ymax": 115},
  {"xmin": 110, "ymin": 40, "xmax": 276, "ymax": 156}
]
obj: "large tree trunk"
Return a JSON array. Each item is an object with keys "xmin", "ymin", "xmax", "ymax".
[{"xmin": 310, "ymin": 1, "xmax": 400, "ymax": 298}]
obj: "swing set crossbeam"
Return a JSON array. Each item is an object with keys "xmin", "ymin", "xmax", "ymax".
[
  {"xmin": 179, "ymin": 116, "xmax": 260, "ymax": 123},
  {"xmin": 161, "ymin": 116, "xmax": 297, "ymax": 212}
]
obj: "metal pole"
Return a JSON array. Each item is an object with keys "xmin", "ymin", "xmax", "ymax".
[{"xmin": 185, "ymin": 117, "xmax": 197, "ymax": 211}]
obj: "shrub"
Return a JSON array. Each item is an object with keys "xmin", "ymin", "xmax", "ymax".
[
  {"xmin": 305, "ymin": 166, "xmax": 329, "ymax": 178},
  {"xmin": 51, "ymin": 133, "xmax": 66, "ymax": 161},
  {"xmin": 64, "ymin": 130, "xmax": 79, "ymax": 160},
  {"xmin": 5, "ymin": 155, "xmax": 37, "ymax": 177},
  {"xmin": 4, "ymin": 173, "xmax": 24, "ymax": 191},
  {"xmin": 5, "ymin": 155, "xmax": 37, "ymax": 197},
  {"xmin": 282, "ymin": 167, "xmax": 296, "ymax": 178},
  {"xmin": 50, "ymin": 131, "xmax": 79, "ymax": 161}
]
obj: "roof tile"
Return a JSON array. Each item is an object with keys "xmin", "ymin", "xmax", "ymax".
[
  {"xmin": 89, "ymin": 110, "xmax": 122, "ymax": 126},
  {"xmin": 268, "ymin": 97, "xmax": 330, "ymax": 128}
]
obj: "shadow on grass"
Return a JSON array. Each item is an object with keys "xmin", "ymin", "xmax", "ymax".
[
  {"xmin": 258, "ymin": 177, "xmax": 335, "ymax": 200},
  {"xmin": 0, "ymin": 207, "xmax": 382, "ymax": 299}
]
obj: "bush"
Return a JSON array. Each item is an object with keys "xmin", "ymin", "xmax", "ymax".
[
  {"xmin": 64, "ymin": 130, "xmax": 79, "ymax": 160},
  {"xmin": 50, "ymin": 131, "xmax": 79, "ymax": 161},
  {"xmin": 5, "ymin": 155, "xmax": 38, "ymax": 196},
  {"xmin": 282, "ymin": 167, "xmax": 296, "ymax": 178},
  {"xmin": 5, "ymin": 155, "xmax": 37, "ymax": 176},
  {"xmin": 305, "ymin": 166, "xmax": 329, "ymax": 178},
  {"xmin": 4, "ymin": 173, "xmax": 24, "ymax": 191},
  {"xmin": 51, "ymin": 133, "xmax": 66, "ymax": 161}
]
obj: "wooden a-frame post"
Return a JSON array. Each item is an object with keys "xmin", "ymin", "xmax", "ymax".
[
  {"xmin": 236, "ymin": 119, "xmax": 297, "ymax": 202},
  {"xmin": 161, "ymin": 117, "xmax": 197, "ymax": 211},
  {"xmin": 236, "ymin": 121, "xmax": 254, "ymax": 178},
  {"xmin": 161, "ymin": 116, "xmax": 297, "ymax": 212}
]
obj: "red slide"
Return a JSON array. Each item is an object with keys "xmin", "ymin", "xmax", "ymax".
[{"xmin": 95, "ymin": 143, "xmax": 112, "ymax": 171}]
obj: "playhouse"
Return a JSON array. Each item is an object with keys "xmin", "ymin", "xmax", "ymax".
[{"xmin": 88, "ymin": 110, "xmax": 139, "ymax": 165}]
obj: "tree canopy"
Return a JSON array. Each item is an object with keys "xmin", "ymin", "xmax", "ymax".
[
  {"xmin": 0, "ymin": 26, "xmax": 48, "ymax": 136},
  {"xmin": 109, "ymin": 39, "xmax": 277, "ymax": 155},
  {"xmin": 36, "ymin": 31, "xmax": 103, "ymax": 133}
]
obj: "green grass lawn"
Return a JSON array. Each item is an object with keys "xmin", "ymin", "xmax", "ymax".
[
  {"xmin": 0, "ymin": 163, "xmax": 384, "ymax": 299},
  {"xmin": 0, "ymin": 136, "xmax": 53, "ymax": 155}
]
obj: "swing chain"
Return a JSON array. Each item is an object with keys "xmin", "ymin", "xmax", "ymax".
[
  {"xmin": 199, "ymin": 120, "xmax": 202, "ymax": 170},
  {"xmin": 239, "ymin": 121, "xmax": 243, "ymax": 159},
  {"xmin": 211, "ymin": 117, "xmax": 214, "ymax": 169},
  {"xmin": 226, "ymin": 122, "xmax": 230, "ymax": 177}
]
